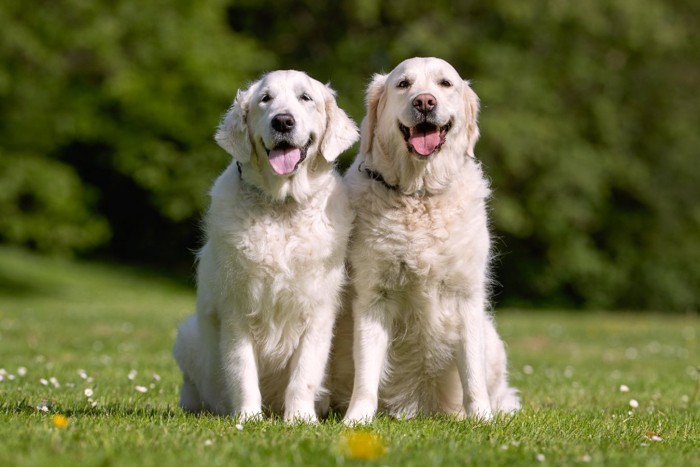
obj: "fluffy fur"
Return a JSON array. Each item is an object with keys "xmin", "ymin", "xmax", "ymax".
[
  {"xmin": 330, "ymin": 57, "xmax": 520, "ymax": 423},
  {"xmin": 173, "ymin": 70, "xmax": 359, "ymax": 422}
]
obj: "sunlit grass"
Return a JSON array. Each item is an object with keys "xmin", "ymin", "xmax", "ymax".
[{"xmin": 0, "ymin": 246, "xmax": 698, "ymax": 466}]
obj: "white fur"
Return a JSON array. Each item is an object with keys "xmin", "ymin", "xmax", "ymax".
[
  {"xmin": 173, "ymin": 70, "xmax": 359, "ymax": 423},
  {"xmin": 330, "ymin": 57, "xmax": 520, "ymax": 424}
]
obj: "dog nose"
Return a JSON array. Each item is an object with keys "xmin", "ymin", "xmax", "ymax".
[
  {"xmin": 272, "ymin": 113, "xmax": 296, "ymax": 133},
  {"xmin": 412, "ymin": 94, "xmax": 437, "ymax": 114}
]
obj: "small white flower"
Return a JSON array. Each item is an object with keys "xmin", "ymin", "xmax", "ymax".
[
  {"xmin": 89, "ymin": 399, "xmax": 98, "ymax": 408},
  {"xmin": 629, "ymin": 399, "xmax": 639, "ymax": 408},
  {"xmin": 128, "ymin": 369, "xmax": 138, "ymax": 381},
  {"xmin": 0, "ymin": 368, "xmax": 6, "ymax": 376},
  {"xmin": 522, "ymin": 365, "xmax": 534, "ymax": 375},
  {"xmin": 619, "ymin": 384, "xmax": 630, "ymax": 393},
  {"xmin": 235, "ymin": 423, "xmax": 244, "ymax": 431},
  {"xmin": 0, "ymin": 374, "xmax": 4, "ymax": 382},
  {"xmin": 134, "ymin": 385, "xmax": 148, "ymax": 393},
  {"xmin": 7, "ymin": 374, "xmax": 15, "ymax": 381},
  {"xmin": 581, "ymin": 454, "xmax": 592, "ymax": 463},
  {"xmin": 204, "ymin": 439, "xmax": 214, "ymax": 446},
  {"xmin": 37, "ymin": 402, "xmax": 50, "ymax": 413},
  {"xmin": 40, "ymin": 378, "xmax": 49, "ymax": 386},
  {"xmin": 650, "ymin": 435, "xmax": 662, "ymax": 442},
  {"xmin": 535, "ymin": 453, "xmax": 545, "ymax": 462},
  {"xmin": 49, "ymin": 376, "xmax": 60, "ymax": 388},
  {"xmin": 78, "ymin": 369, "xmax": 88, "ymax": 380},
  {"xmin": 152, "ymin": 373, "xmax": 161, "ymax": 382},
  {"xmin": 84, "ymin": 388, "xmax": 94, "ymax": 397},
  {"xmin": 17, "ymin": 367, "xmax": 27, "ymax": 377}
]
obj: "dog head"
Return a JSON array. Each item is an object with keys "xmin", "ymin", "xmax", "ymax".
[
  {"xmin": 360, "ymin": 58, "xmax": 480, "ymax": 193},
  {"xmin": 215, "ymin": 70, "xmax": 358, "ymax": 198}
]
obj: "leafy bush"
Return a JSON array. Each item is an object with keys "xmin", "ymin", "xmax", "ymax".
[{"xmin": 1, "ymin": 0, "xmax": 698, "ymax": 310}]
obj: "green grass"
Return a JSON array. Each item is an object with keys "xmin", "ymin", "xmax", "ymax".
[{"xmin": 0, "ymin": 246, "xmax": 698, "ymax": 466}]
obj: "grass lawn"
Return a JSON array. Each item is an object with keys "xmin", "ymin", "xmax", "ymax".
[{"xmin": 0, "ymin": 246, "xmax": 698, "ymax": 466}]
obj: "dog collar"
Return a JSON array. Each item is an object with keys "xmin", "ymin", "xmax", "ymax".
[{"xmin": 359, "ymin": 162, "xmax": 399, "ymax": 191}]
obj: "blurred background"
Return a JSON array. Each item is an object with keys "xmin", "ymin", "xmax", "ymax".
[{"xmin": 1, "ymin": 0, "xmax": 698, "ymax": 311}]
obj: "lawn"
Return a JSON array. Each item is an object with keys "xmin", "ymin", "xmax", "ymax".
[{"xmin": 0, "ymin": 246, "xmax": 697, "ymax": 466}]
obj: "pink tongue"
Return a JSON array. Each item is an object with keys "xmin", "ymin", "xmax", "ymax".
[
  {"xmin": 268, "ymin": 147, "xmax": 302, "ymax": 175},
  {"xmin": 409, "ymin": 128, "xmax": 441, "ymax": 156}
]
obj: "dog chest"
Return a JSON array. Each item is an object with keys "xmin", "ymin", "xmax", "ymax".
[{"xmin": 354, "ymin": 193, "xmax": 489, "ymax": 292}]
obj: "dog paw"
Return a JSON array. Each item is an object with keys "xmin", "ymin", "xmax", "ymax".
[
  {"xmin": 343, "ymin": 402, "xmax": 377, "ymax": 426},
  {"xmin": 284, "ymin": 409, "xmax": 318, "ymax": 424},
  {"xmin": 466, "ymin": 402, "xmax": 493, "ymax": 421},
  {"xmin": 236, "ymin": 408, "xmax": 264, "ymax": 422}
]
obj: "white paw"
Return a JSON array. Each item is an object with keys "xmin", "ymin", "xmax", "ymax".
[
  {"xmin": 343, "ymin": 400, "xmax": 377, "ymax": 426},
  {"xmin": 284, "ymin": 409, "xmax": 318, "ymax": 424},
  {"xmin": 237, "ymin": 408, "xmax": 264, "ymax": 422},
  {"xmin": 466, "ymin": 401, "xmax": 493, "ymax": 421}
]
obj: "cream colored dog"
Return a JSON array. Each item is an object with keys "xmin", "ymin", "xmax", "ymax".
[
  {"xmin": 331, "ymin": 57, "xmax": 520, "ymax": 423},
  {"xmin": 173, "ymin": 70, "xmax": 358, "ymax": 422}
]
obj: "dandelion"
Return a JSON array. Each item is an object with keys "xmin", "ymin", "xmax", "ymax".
[
  {"xmin": 52, "ymin": 414, "xmax": 69, "ymax": 429},
  {"xmin": 17, "ymin": 367, "xmax": 27, "ymax": 377},
  {"xmin": 619, "ymin": 384, "xmax": 630, "ymax": 393},
  {"xmin": 84, "ymin": 388, "xmax": 94, "ymax": 397},
  {"xmin": 629, "ymin": 399, "xmax": 639, "ymax": 408},
  {"xmin": 339, "ymin": 430, "xmax": 387, "ymax": 461},
  {"xmin": 535, "ymin": 453, "xmax": 545, "ymax": 462},
  {"xmin": 128, "ymin": 369, "xmax": 138, "ymax": 381},
  {"xmin": 134, "ymin": 385, "xmax": 148, "ymax": 393}
]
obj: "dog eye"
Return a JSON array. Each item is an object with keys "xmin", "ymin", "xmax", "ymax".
[
  {"xmin": 439, "ymin": 79, "xmax": 452, "ymax": 88},
  {"xmin": 260, "ymin": 93, "xmax": 272, "ymax": 103},
  {"xmin": 300, "ymin": 92, "xmax": 313, "ymax": 102},
  {"xmin": 397, "ymin": 79, "xmax": 411, "ymax": 89}
]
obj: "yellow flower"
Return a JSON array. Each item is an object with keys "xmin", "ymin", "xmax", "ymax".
[
  {"xmin": 52, "ymin": 414, "xmax": 69, "ymax": 429},
  {"xmin": 340, "ymin": 430, "xmax": 387, "ymax": 460}
]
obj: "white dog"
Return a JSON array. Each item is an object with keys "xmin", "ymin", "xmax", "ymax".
[
  {"xmin": 331, "ymin": 57, "xmax": 520, "ymax": 423},
  {"xmin": 172, "ymin": 70, "xmax": 359, "ymax": 422}
]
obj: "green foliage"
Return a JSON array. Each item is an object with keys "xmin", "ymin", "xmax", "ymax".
[
  {"xmin": 0, "ymin": 247, "xmax": 698, "ymax": 466},
  {"xmin": 1, "ymin": 1, "xmax": 699, "ymax": 309},
  {"xmin": 0, "ymin": 0, "xmax": 273, "ymax": 253}
]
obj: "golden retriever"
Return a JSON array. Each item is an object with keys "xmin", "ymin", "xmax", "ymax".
[
  {"xmin": 331, "ymin": 57, "xmax": 520, "ymax": 423},
  {"xmin": 173, "ymin": 70, "xmax": 359, "ymax": 422}
]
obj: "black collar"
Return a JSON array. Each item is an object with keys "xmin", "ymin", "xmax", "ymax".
[{"xmin": 359, "ymin": 162, "xmax": 398, "ymax": 191}]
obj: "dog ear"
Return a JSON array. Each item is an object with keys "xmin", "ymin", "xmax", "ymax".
[
  {"xmin": 462, "ymin": 80, "xmax": 481, "ymax": 158},
  {"xmin": 360, "ymin": 73, "xmax": 387, "ymax": 156},
  {"xmin": 320, "ymin": 85, "xmax": 360, "ymax": 162},
  {"xmin": 214, "ymin": 85, "xmax": 256, "ymax": 163}
]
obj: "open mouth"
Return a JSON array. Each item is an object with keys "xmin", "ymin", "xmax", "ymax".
[
  {"xmin": 399, "ymin": 121, "xmax": 451, "ymax": 158},
  {"xmin": 264, "ymin": 139, "xmax": 312, "ymax": 176}
]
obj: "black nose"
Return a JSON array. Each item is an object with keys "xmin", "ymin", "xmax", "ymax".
[
  {"xmin": 412, "ymin": 93, "xmax": 437, "ymax": 114},
  {"xmin": 271, "ymin": 113, "xmax": 295, "ymax": 133}
]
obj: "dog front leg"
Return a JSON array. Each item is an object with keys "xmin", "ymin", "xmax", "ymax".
[
  {"xmin": 219, "ymin": 318, "xmax": 263, "ymax": 421},
  {"xmin": 283, "ymin": 307, "xmax": 336, "ymax": 423},
  {"xmin": 456, "ymin": 293, "xmax": 493, "ymax": 420},
  {"xmin": 343, "ymin": 297, "xmax": 392, "ymax": 425}
]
